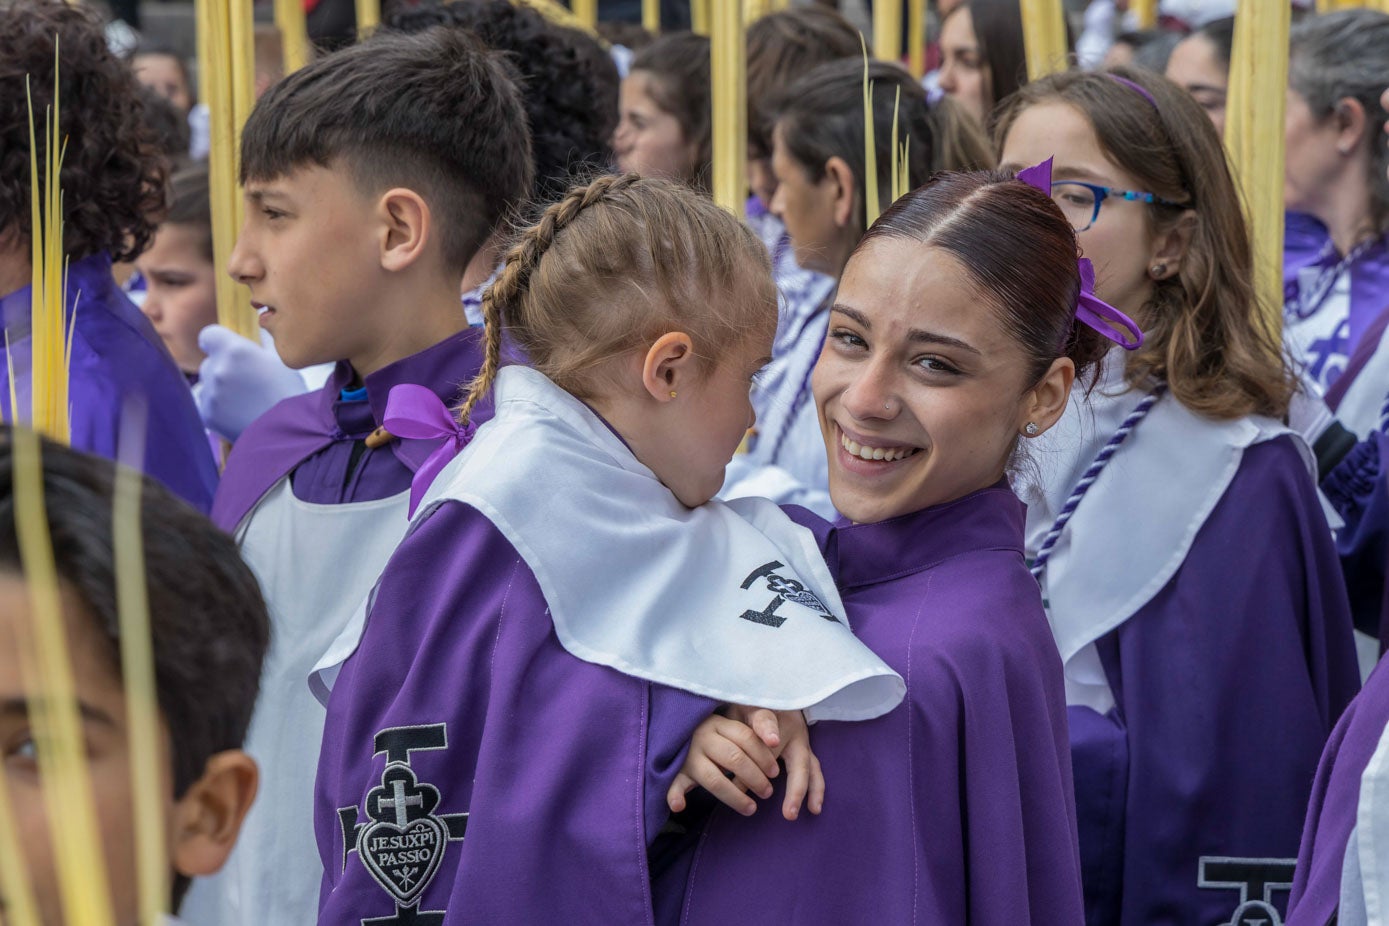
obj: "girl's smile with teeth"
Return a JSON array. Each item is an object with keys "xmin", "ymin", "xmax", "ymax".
[{"xmin": 839, "ymin": 429, "xmax": 919, "ymax": 462}]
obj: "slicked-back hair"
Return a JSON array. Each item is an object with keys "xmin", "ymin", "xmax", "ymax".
[
  {"xmin": 0, "ymin": 432, "xmax": 269, "ymax": 905},
  {"xmin": 240, "ymin": 25, "xmax": 534, "ymax": 274},
  {"xmin": 860, "ymin": 170, "xmax": 1106, "ymax": 389}
]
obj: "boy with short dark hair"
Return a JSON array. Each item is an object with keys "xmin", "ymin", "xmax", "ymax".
[
  {"xmin": 0, "ymin": 0, "xmax": 219, "ymax": 512},
  {"xmin": 187, "ymin": 26, "xmax": 533, "ymax": 926},
  {"xmin": 0, "ymin": 432, "xmax": 268, "ymax": 925}
]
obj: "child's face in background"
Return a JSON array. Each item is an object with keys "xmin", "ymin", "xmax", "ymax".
[
  {"xmin": 132, "ymin": 53, "xmax": 192, "ymax": 116},
  {"xmin": 229, "ymin": 165, "xmax": 394, "ymax": 374},
  {"xmin": 0, "ymin": 575, "xmax": 165, "ymax": 926},
  {"xmin": 613, "ymin": 71, "xmax": 700, "ymax": 185},
  {"xmin": 136, "ymin": 223, "xmax": 218, "ymax": 375}
]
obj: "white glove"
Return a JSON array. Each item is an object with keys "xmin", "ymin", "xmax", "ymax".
[{"xmin": 194, "ymin": 324, "xmax": 310, "ymax": 441}]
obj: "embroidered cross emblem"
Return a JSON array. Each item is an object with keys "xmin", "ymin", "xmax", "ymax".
[
  {"xmin": 738, "ymin": 560, "xmax": 840, "ymax": 628},
  {"xmin": 336, "ymin": 723, "xmax": 469, "ymax": 924},
  {"xmin": 1197, "ymin": 856, "xmax": 1297, "ymax": 926}
]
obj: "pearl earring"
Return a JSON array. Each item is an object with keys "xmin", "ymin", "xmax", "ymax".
[
  {"xmin": 1151, "ymin": 262, "xmax": 1168, "ymax": 278},
  {"xmin": 1024, "ymin": 422, "xmax": 1040, "ymax": 436}
]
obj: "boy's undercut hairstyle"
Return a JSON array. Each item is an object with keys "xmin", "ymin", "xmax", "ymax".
[
  {"xmin": 386, "ymin": 0, "xmax": 619, "ymax": 209},
  {"xmin": 0, "ymin": 0, "xmax": 168, "ymax": 263},
  {"xmin": 745, "ymin": 6, "xmax": 861, "ymax": 160},
  {"xmin": 240, "ymin": 25, "xmax": 534, "ymax": 274},
  {"xmin": 0, "ymin": 432, "xmax": 270, "ymax": 902},
  {"xmin": 631, "ymin": 32, "xmax": 713, "ymax": 194},
  {"xmin": 457, "ymin": 174, "xmax": 776, "ymax": 424}
]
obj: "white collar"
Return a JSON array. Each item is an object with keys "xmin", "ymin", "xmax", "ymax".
[
  {"xmin": 1022, "ymin": 351, "xmax": 1305, "ymax": 676},
  {"xmin": 413, "ymin": 367, "xmax": 905, "ymax": 721}
]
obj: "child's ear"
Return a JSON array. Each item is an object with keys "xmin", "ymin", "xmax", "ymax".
[
  {"xmin": 169, "ymin": 750, "xmax": 259, "ymax": 879},
  {"xmin": 377, "ymin": 188, "xmax": 432, "ymax": 273},
  {"xmin": 641, "ymin": 332, "xmax": 696, "ymax": 403}
]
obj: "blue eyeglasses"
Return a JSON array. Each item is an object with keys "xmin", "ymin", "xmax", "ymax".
[{"xmin": 1050, "ymin": 180, "xmax": 1181, "ymax": 232}]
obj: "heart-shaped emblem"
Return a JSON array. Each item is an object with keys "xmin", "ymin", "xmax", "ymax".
[{"xmin": 358, "ymin": 815, "xmax": 448, "ymax": 906}]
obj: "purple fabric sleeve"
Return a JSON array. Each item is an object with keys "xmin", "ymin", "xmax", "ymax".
[
  {"xmin": 1, "ymin": 253, "xmax": 218, "ymax": 512},
  {"xmin": 1076, "ymin": 436, "xmax": 1360, "ymax": 925},
  {"xmin": 315, "ymin": 501, "xmax": 714, "ymax": 925},
  {"xmin": 1287, "ymin": 659, "xmax": 1389, "ymax": 924}
]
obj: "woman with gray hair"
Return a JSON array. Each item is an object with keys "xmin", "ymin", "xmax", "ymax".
[{"xmin": 1283, "ymin": 9, "xmax": 1389, "ymax": 424}]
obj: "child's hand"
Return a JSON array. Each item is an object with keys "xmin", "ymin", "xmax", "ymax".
[
  {"xmin": 667, "ymin": 714, "xmax": 780, "ymax": 817},
  {"xmin": 728, "ymin": 707, "xmax": 824, "ymax": 821},
  {"xmin": 666, "ymin": 707, "xmax": 825, "ymax": 821}
]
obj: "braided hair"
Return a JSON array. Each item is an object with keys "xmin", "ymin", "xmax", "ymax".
[{"xmin": 457, "ymin": 173, "xmax": 776, "ymax": 424}]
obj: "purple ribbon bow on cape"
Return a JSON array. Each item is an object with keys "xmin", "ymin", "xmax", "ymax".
[
  {"xmin": 383, "ymin": 383, "xmax": 477, "ymax": 516},
  {"xmin": 1017, "ymin": 158, "xmax": 1146, "ymax": 351}
]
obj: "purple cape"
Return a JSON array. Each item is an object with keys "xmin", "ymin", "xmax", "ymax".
[
  {"xmin": 675, "ymin": 484, "xmax": 1086, "ymax": 925},
  {"xmin": 314, "ymin": 501, "xmax": 715, "ymax": 925},
  {"xmin": 1070, "ymin": 436, "xmax": 1359, "ymax": 926},
  {"xmin": 1287, "ymin": 659, "xmax": 1389, "ymax": 924},
  {"xmin": 211, "ymin": 328, "xmax": 489, "ymax": 531},
  {"xmin": 0, "ymin": 252, "xmax": 217, "ymax": 511}
]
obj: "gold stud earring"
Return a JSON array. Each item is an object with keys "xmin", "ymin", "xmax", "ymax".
[{"xmin": 669, "ymin": 391, "xmax": 677, "ymax": 398}]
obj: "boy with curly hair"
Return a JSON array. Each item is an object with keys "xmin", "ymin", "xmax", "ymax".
[{"xmin": 0, "ymin": 0, "xmax": 219, "ymax": 511}]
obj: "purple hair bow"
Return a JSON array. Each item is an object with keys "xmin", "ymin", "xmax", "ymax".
[
  {"xmin": 383, "ymin": 383, "xmax": 477, "ymax": 516},
  {"xmin": 1016, "ymin": 158, "xmax": 1145, "ymax": 351}
]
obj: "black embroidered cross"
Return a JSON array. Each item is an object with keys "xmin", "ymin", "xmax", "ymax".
[
  {"xmin": 336, "ymin": 723, "xmax": 469, "ymax": 924},
  {"xmin": 1197, "ymin": 856, "xmax": 1297, "ymax": 926},
  {"xmin": 738, "ymin": 560, "xmax": 840, "ymax": 628}
]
